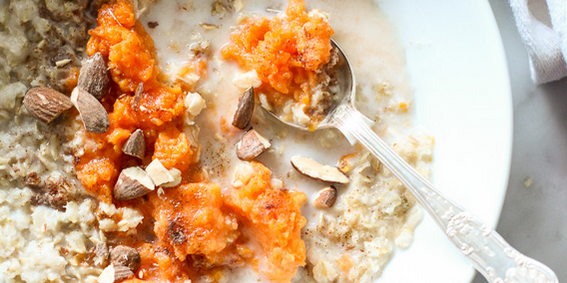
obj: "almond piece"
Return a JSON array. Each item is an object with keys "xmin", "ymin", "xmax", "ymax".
[
  {"xmin": 145, "ymin": 159, "xmax": 174, "ymax": 186},
  {"xmin": 78, "ymin": 52, "xmax": 110, "ymax": 101},
  {"xmin": 232, "ymin": 87, "xmax": 255, "ymax": 129},
  {"xmin": 236, "ymin": 129, "xmax": 271, "ymax": 161},
  {"xmin": 290, "ymin": 156, "xmax": 349, "ymax": 184},
  {"xmin": 99, "ymin": 263, "xmax": 135, "ymax": 283},
  {"xmin": 110, "ymin": 245, "xmax": 141, "ymax": 272},
  {"xmin": 93, "ymin": 242, "xmax": 109, "ymax": 267},
  {"xmin": 313, "ymin": 186, "xmax": 337, "ymax": 209},
  {"xmin": 133, "ymin": 82, "xmax": 143, "ymax": 112},
  {"xmin": 113, "ymin": 167, "xmax": 155, "ymax": 201},
  {"xmin": 98, "ymin": 264, "xmax": 115, "ymax": 283},
  {"xmin": 113, "ymin": 265, "xmax": 135, "ymax": 282},
  {"xmin": 161, "ymin": 167, "xmax": 182, "ymax": 188},
  {"xmin": 71, "ymin": 87, "xmax": 110, "ymax": 133},
  {"xmin": 122, "ymin": 129, "xmax": 145, "ymax": 159},
  {"xmin": 23, "ymin": 87, "xmax": 73, "ymax": 124}
]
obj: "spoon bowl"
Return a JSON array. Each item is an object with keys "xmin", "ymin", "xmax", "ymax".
[{"xmin": 263, "ymin": 39, "xmax": 559, "ymax": 283}]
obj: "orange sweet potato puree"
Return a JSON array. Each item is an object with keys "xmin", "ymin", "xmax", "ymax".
[
  {"xmin": 224, "ymin": 162, "xmax": 307, "ymax": 283},
  {"xmin": 221, "ymin": 0, "xmax": 334, "ymax": 108},
  {"xmin": 78, "ymin": 0, "xmax": 198, "ymax": 202},
  {"xmin": 76, "ymin": 1, "xmax": 307, "ymax": 282}
]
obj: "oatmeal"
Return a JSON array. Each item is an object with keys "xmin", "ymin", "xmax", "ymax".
[{"xmin": 0, "ymin": 1, "xmax": 108, "ymax": 282}]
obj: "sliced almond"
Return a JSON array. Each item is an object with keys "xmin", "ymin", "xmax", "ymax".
[
  {"xmin": 236, "ymin": 129, "xmax": 271, "ymax": 161},
  {"xmin": 71, "ymin": 87, "xmax": 110, "ymax": 133},
  {"xmin": 145, "ymin": 159, "xmax": 173, "ymax": 186},
  {"xmin": 78, "ymin": 52, "xmax": 110, "ymax": 101},
  {"xmin": 232, "ymin": 87, "xmax": 255, "ymax": 129},
  {"xmin": 290, "ymin": 156, "xmax": 349, "ymax": 184},
  {"xmin": 113, "ymin": 265, "xmax": 135, "ymax": 282},
  {"xmin": 161, "ymin": 168, "xmax": 182, "ymax": 188},
  {"xmin": 313, "ymin": 186, "xmax": 337, "ymax": 209},
  {"xmin": 122, "ymin": 129, "xmax": 145, "ymax": 159},
  {"xmin": 110, "ymin": 245, "xmax": 141, "ymax": 272},
  {"xmin": 23, "ymin": 87, "xmax": 73, "ymax": 124},
  {"xmin": 113, "ymin": 167, "xmax": 155, "ymax": 201}
]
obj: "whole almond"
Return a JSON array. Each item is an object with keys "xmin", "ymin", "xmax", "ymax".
[
  {"xmin": 232, "ymin": 87, "xmax": 255, "ymax": 129},
  {"xmin": 78, "ymin": 52, "xmax": 110, "ymax": 101},
  {"xmin": 71, "ymin": 87, "xmax": 110, "ymax": 133},
  {"xmin": 23, "ymin": 87, "xmax": 73, "ymax": 124}
]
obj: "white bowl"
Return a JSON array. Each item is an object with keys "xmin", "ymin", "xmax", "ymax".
[{"xmin": 376, "ymin": 0, "xmax": 512, "ymax": 282}]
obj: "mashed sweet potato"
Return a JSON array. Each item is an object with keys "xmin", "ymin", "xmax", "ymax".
[
  {"xmin": 224, "ymin": 162, "xmax": 307, "ymax": 283},
  {"xmin": 150, "ymin": 183, "xmax": 239, "ymax": 262},
  {"xmin": 76, "ymin": 1, "xmax": 308, "ymax": 282},
  {"xmin": 221, "ymin": 0, "xmax": 334, "ymax": 108},
  {"xmin": 77, "ymin": 0, "xmax": 196, "ymax": 202}
]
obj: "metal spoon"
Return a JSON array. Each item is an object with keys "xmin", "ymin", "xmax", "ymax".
[{"xmin": 265, "ymin": 40, "xmax": 559, "ymax": 283}]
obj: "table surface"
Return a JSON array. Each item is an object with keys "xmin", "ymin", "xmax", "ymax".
[{"xmin": 471, "ymin": 1, "xmax": 567, "ymax": 282}]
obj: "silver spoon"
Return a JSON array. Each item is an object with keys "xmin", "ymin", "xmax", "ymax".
[{"xmin": 265, "ymin": 40, "xmax": 558, "ymax": 283}]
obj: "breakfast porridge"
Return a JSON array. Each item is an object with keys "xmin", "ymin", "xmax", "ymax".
[{"xmin": 0, "ymin": 0, "xmax": 433, "ymax": 283}]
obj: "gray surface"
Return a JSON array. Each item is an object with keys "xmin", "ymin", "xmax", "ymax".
[{"xmin": 472, "ymin": 1, "xmax": 567, "ymax": 282}]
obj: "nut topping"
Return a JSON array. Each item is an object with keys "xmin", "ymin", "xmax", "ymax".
[
  {"xmin": 71, "ymin": 87, "xmax": 110, "ymax": 133},
  {"xmin": 113, "ymin": 167, "xmax": 155, "ymax": 201},
  {"xmin": 313, "ymin": 186, "xmax": 337, "ymax": 209},
  {"xmin": 232, "ymin": 87, "xmax": 255, "ymax": 129},
  {"xmin": 98, "ymin": 264, "xmax": 115, "ymax": 283},
  {"xmin": 145, "ymin": 159, "xmax": 174, "ymax": 186},
  {"xmin": 23, "ymin": 87, "xmax": 73, "ymax": 124},
  {"xmin": 122, "ymin": 129, "xmax": 145, "ymax": 159},
  {"xmin": 161, "ymin": 167, "xmax": 182, "ymax": 188},
  {"xmin": 113, "ymin": 265, "xmax": 135, "ymax": 282},
  {"xmin": 78, "ymin": 52, "xmax": 110, "ymax": 101},
  {"xmin": 290, "ymin": 156, "xmax": 349, "ymax": 184},
  {"xmin": 110, "ymin": 245, "xmax": 141, "ymax": 272},
  {"xmin": 236, "ymin": 129, "xmax": 271, "ymax": 161},
  {"xmin": 98, "ymin": 264, "xmax": 134, "ymax": 283},
  {"xmin": 93, "ymin": 242, "xmax": 109, "ymax": 267}
]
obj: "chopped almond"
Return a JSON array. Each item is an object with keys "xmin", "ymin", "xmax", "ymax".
[
  {"xmin": 313, "ymin": 186, "xmax": 337, "ymax": 209},
  {"xmin": 236, "ymin": 129, "xmax": 271, "ymax": 161},
  {"xmin": 122, "ymin": 129, "xmax": 146, "ymax": 159},
  {"xmin": 113, "ymin": 167, "xmax": 155, "ymax": 201}
]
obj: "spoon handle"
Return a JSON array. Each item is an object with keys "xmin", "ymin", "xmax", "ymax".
[{"xmin": 330, "ymin": 103, "xmax": 558, "ymax": 283}]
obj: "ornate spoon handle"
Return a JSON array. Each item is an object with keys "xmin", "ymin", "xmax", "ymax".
[{"xmin": 330, "ymin": 103, "xmax": 558, "ymax": 283}]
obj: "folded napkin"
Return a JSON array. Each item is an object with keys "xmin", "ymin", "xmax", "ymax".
[{"xmin": 509, "ymin": 0, "xmax": 567, "ymax": 84}]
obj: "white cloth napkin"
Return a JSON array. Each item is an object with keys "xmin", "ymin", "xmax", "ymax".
[{"xmin": 509, "ymin": 0, "xmax": 567, "ymax": 84}]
